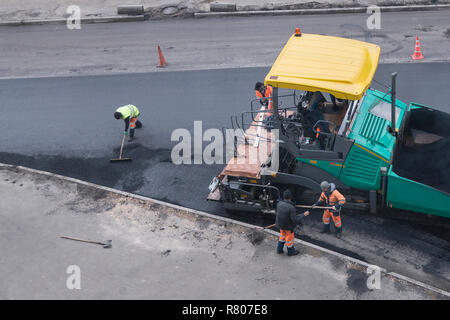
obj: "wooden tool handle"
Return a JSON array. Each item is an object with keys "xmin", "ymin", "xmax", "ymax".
[
  {"xmin": 119, "ymin": 135, "xmax": 126, "ymax": 159},
  {"xmin": 60, "ymin": 236, "xmax": 101, "ymax": 245},
  {"xmin": 258, "ymin": 209, "xmax": 318, "ymax": 231},
  {"xmin": 296, "ymin": 205, "xmax": 334, "ymax": 210}
]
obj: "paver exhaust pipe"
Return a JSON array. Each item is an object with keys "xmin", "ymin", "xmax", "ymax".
[{"xmin": 390, "ymin": 72, "xmax": 398, "ymax": 136}]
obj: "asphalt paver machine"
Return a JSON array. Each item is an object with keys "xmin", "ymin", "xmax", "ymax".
[{"xmin": 208, "ymin": 29, "xmax": 450, "ymax": 218}]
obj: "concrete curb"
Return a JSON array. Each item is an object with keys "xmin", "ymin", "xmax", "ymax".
[
  {"xmin": 0, "ymin": 15, "xmax": 148, "ymax": 27},
  {"xmin": 1, "ymin": 4, "xmax": 449, "ymax": 26},
  {"xmin": 195, "ymin": 4, "xmax": 450, "ymax": 18},
  {"xmin": 1, "ymin": 162, "xmax": 449, "ymax": 298}
]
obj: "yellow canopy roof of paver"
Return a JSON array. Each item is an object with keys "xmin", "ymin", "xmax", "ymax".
[{"xmin": 264, "ymin": 33, "xmax": 380, "ymax": 100}]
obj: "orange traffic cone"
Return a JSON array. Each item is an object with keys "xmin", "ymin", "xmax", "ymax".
[
  {"xmin": 411, "ymin": 36, "xmax": 424, "ymax": 60},
  {"xmin": 157, "ymin": 45, "xmax": 167, "ymax": 68}
]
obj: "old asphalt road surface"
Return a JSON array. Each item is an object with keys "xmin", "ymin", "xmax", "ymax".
[
  {"xmin": 1, "ymin": 63, "xmax": 449, "ymax": 291},
  {"xmin": 1, "ymin": 10, "xmax": 450, "ymax": 78}
]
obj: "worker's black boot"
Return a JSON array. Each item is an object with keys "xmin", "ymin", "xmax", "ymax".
[
  {"xmin": 320, "ymin": 224, "xmax": 331, "ymax": 233},
  {"xmin": 287, "ymin": 246, "xmax": 300, "ymax": 256},
  {"xmin": 128, "ymin": 129, "xmax": 135, "ymax": 142},
  {"xmin": 335, "ymin": 227, "xmax": 343, "ymax": 239},
  {"xmin": 277, "ymin": 241, "xmax": 285, "ymax": 254}
]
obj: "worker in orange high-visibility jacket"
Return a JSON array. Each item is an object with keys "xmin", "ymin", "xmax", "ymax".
[
  {"xmin": 254, "ymin": 82, "xmax": 273, "ymax": 110},
  {"xmin": 305, "ymin": 181, "xmax": 346, "ymax": 238}
]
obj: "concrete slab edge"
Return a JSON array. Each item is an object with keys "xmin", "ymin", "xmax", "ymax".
[
  {"xmin": 194, "ymin": 4, "xmax": 450, "ymax": 18},
  {"xmin": 1, "ymin": 162, "xmax": 449, "ymax": 298},
  {"xmin": 1, "ymin": 60, "xmax": 449, "ymax": 82},
  {"xmin": 0, "ymin": 15, "xmax": 148, "ymax": 27}
]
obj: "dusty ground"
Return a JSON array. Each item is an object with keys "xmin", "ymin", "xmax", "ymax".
[{"xmin": 0, "ymin": 165, "xmax": 447, "ymax": 299}]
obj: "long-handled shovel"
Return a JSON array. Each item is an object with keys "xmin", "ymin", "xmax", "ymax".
[
  {"xmin": 247, "ymin": 222, "xmax": 279, "ymax": 244},
  {"xmin": 247, "ymin": 205, "xmax": 334, "ymax": 242},
  {"xmin": 110, "ymin": 134, "xmax": 132, "ymax": 162},
  {"xmin": 256, "ymin": 205, "xmax": 334, "ymax": 230},
  {"xmin": 249, "ymin": 205, "xmax": 330, "ymax": 234},
  {"xmin": 60, "ymin": 235, "xmax": 112, "ymax": 248},
  {"xmin": 296, "ymin": 204, "xmax": 334, "ymax": 210}
]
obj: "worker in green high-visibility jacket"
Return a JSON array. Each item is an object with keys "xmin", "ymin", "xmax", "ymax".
[{"xmin": 114, "ymin": 104, "xmax": 142, "ymax": 142}]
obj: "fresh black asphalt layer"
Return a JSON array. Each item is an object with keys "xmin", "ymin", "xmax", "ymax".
[{"xmin": 1, "ymin": 64, "xmax": 449, "ymax": 290}]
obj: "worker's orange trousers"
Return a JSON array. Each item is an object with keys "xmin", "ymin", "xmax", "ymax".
[
  {"xmin": 279, "ymin": 230, "xmax": 295, "ymax": 248},
  {"xmin": 322, "ymin": 210, "xmax": 342, "ymax": 228}
]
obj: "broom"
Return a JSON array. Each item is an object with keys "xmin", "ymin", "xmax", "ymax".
[{"xmin": 110, "ymin": 134, "xmax": 132, "ymax": 162}]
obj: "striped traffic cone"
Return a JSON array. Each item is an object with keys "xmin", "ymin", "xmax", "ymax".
[
  {"xmin": 411, "ymin": 36, "xmax": 424, "ymax": 60},
  {"xmin": 157, "ymin": 45, "xmax": 167, "ymax": 68}
]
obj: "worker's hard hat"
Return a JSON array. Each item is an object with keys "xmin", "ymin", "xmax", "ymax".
[
  {"xmin": 254, "ymin": 82, "xmax": 264, "ymax": 91},
  {"xmin": 320, "ymin": 181, "xmax": 330, "ymax": 192}
]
